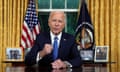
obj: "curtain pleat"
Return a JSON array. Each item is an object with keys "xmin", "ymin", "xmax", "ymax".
[
  {"xmin": 0, "ymin": 0, "xmax": 3, "ymax": 66},
  {"xmin": 118, "ymin": 0, "xmax": 120, "ymax": 71}
]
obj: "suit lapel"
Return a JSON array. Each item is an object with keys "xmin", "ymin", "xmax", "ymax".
[
  {"xmin": 58, "ymin": 33, "xmax": 68, "ymax": 58},
  {"xmin": 59, "ymin": 33, "xmax": 67, "ymax": 49}
]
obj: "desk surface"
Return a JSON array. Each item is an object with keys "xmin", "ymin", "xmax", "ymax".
[
  {"xmin": 2, "ymin": 61, "xmax": 118, "ymax": 72},
  {"xmin": 4, "ymin": 66, "xmax": 101, "ymax": 72},
  {"xmin": 2, "ymin": 64, "xmax": 118, "ymax": 72}
]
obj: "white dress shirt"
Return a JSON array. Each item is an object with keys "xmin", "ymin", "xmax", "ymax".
[{"xmin": 50, "ymin": 31, "xmax": 62, "ymax": 48}]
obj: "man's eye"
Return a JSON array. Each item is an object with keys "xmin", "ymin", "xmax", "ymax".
[
  {"xmin": 58, "ymin": 20, "xmax": 63, "ymax": 23},
  {"xmin": 52, "ymin": 19, "xmax": 56, "ymax": 22}
]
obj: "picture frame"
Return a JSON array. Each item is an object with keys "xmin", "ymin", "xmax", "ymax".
[
  {"xmin": 5, "ymin": 48, "xmax": 23, "ymax": 61},
  {"xmin": 94, "ymin": 46, "xmax": 109, "ymax": 62},
  {"xmin": 80, "ymin": 50, "xmax": 94, "ymax": 61}
]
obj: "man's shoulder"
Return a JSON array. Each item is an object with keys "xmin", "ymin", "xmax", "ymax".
[
  {"xmin": 36, "ymin": 32, "xmax": 50, "ymax": 38},
  {"xmin": 63, "ymin": 32, "xmax": 74, "ymax": 37},
  {"xmin": 38, "ymin": 32, "xmax": 49, "ymax": 36},
  {"xmin": 62, "ymin": 32, "xmax": 75, "ymax": 39}
]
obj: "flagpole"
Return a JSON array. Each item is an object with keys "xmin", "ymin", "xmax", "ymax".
[
  {"xmin": 81, "ymin": 0, "xmax": 86, "ymax": 48},
  {"xmin": 81, "ymin": 0, "xmax": 85, "ymax": 25}
]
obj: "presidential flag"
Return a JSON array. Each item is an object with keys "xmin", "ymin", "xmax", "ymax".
[
  {"xmin": 75, "ymin": 1, "xmax": 95, "ymax": 50},
  {"xmin": 20, "ymin": 0, "xmax": 40, "ymax": 49}
]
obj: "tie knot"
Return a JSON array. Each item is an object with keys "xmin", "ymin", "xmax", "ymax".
[{"xmin": 54, "ymin": 37, "xmax": 58, "ymax": 40}]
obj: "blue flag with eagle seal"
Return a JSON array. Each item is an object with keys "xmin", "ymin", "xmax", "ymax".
[{"xmin": 75, "ymin": 1, "xmax": 95, "ymax": 50}]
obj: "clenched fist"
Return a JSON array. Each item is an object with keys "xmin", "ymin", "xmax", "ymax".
[{"xmin": 39, "ymin": 44, "xmax": 53, "ymax": 57}]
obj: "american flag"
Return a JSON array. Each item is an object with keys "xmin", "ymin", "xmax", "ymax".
[{"xmin": 20, "ymin": 0, "xmax": 40, "ymax": 49}]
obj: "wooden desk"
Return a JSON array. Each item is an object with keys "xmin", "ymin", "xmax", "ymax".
[
  {"xmin": 3, "ymin": 59, "xmax": 24, "ymax": 66},
  {"xmin": 82, "ymin": 61, "xmax": 116, "ymax": 67},
  {"xmin": 2, "ymin": 61, "xmax": 117, "ymax": 72},
  {"xmin": 83, "ymin": 61, "xmax": 107, "ymax": 67},
  {"xmin": 4, "ymin": 65, "xmax": 112, "ymax": 72},
  {"xmin": 3, "ymin": 59, "xmax": 116, "ymax": 67},
  {"xmin": 3, "ymin": 60, "xmax": 112, "ymax": 67}
]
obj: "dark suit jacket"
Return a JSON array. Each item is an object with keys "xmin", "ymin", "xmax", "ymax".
[{"xmin": 25, "ymin": 32, "xmax": 82, "ymax": 67}]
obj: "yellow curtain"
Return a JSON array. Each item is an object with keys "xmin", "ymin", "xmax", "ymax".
[
  {"xmin": 88, "ymin": 0, "xmax": 120, "ymax": 71},
  {"xmin": 0, "ymin": 0, "xmax": 28, "ymax": 70}
]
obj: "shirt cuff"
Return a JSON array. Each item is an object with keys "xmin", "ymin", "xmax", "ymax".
[
  {"xmin": 36, "ymin": 53, "xmax": 42, "ymax": 62},
  {"xmin": 64, "ymin": 61, "xmax": 72, "ymax": 68}
]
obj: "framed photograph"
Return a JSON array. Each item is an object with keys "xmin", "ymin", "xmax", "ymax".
[
  {"xmin": 94, "ymin": 46, "xmax": 109, "ymax": 62},
  {"xmin": 5, "ymin": 48, "xmax": 23, "ymax": 60},
  {"xmin": 80, "ymin": 50, "xmax": 94, "ymax": 61}
]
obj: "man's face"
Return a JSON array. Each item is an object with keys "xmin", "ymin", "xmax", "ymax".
[{"xmin": 48, "ymin": 11, "xmax": 65, "ymax": 35}]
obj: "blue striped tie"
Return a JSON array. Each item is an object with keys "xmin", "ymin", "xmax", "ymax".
[{"xmin": 53, "ymin": 37, "xmax": 58, "ymax": 60}]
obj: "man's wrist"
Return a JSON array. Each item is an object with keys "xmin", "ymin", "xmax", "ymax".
[
  {"xmin": 39, "ymin": 50, "xmax": 46, "ymax": 58},
  {"xmin": 38, "ymin": 52, "xmax": 43, "ymax": 60},
  {"xmin": 39, "ymin": 56, "xmax": 42, "ymax": 60},
  {"xmin": 36, "ymin": 53, "xmax": 42, "ymax": 62}
]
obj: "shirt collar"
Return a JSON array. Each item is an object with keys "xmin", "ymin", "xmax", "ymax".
[{"xmin": 50, "ymin": 31, "xmax": 62, "ymax": 41}]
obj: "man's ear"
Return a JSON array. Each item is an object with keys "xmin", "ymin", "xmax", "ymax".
[{"xmin": 48, "ymin": 20, "xmax": 50, "ymax": 26}]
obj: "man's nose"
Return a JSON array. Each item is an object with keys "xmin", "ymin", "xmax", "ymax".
[{"xmin": 55, "ymin": 21, "xmax": 59, "ymax": 26}]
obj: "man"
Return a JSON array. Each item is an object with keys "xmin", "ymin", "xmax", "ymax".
[{"xmin": 25, "ymin": 11, "xmax": 82, "ymax": 69}]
